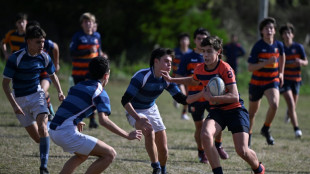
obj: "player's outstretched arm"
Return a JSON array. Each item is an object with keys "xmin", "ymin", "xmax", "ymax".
[
  {"xmin": 161, "ymin": 71, "xmax": 198, "ymax": 86},
  {"xmin": 98, "ymin": 112, "xmax": 142, "ymax": 141},
  {"xmin": 49, "ymin": 73, "xmax": 65, "ymax": 101},
  {"xmin": 52, "ymin": 42, "xmax": 60, "ymax": 72},
  {"xmin": 248, "ymin": 56, "xmax": 277, "ymax": 72}
]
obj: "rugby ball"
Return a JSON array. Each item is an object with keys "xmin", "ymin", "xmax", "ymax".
[{"xmin": 207, "ymin": 77, "xmax": 225, "ymax": 96}]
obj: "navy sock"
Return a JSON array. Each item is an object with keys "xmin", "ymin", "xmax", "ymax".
[
  {"xmin": 294, "ymin": 126, "xmax": 300, "ymax": 131},
  {"xmin": 253, "ymin": 163, "xmax": 262, "ymax": 173},
  {"xmin": 161, "ymin": 165, "xmax": 166, "ymax": 174},
  {"xmin": 151, "ymin": 161, "xmax": 161, "ymax": 169},
  {"xmin": 262, "ymin": 125, "xmax": 270, "ymax": 132},
  {"xmin": 212, "ymin": 167, "xmax": 223, "ymax": 174},
  {"xmin": 215, "ymin": 141, "xmax": 222, "ymax": 148},
  {"xmin": 40, "ymin": 137, "xmax": 50, "ymax": 169}
]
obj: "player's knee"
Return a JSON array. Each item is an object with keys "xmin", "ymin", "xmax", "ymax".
[
  {"xmin": 105, "ymin": 148, "xmax": 117, "ymax": 162},
  {"xmin": 200, "ymin": 129, "xmax": 212, "ymax": 142},
  {"xmin": 269, "ymin": 102, "xmax": 279, "ymax": 110},
  {"xmin": 142, "ymin": 129, "xmax": 154, "ymax": 137},
  {"xmin": 76, "ymin": 154, "xmax": 88, "ymax": 162}
]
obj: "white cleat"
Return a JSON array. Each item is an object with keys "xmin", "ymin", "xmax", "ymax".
[
  {"xmin": 295, "ymin": 130, "xmax": 302, "ymax": 138},
  {"xmin": 284, "ymin": 113, "xmax": 291, "ymax": 124},
  {"xmin": 181, "ymin": 113, "xmax": 190, "ymax": 120}
]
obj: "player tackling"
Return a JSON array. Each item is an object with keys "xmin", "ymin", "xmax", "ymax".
[{"xmin": 162, "ymin": 36, "xmax": 265, "ymax": 174}]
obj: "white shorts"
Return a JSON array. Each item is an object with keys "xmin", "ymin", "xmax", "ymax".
[
  {"xmin": 126, "ymin": 104, "xmax": 166, "ymax": 132},
  {"xmin": 15, "ymin": 89, "xmax": 49, "ymax": 127},
  {"xmin": 49, "ymin": 117, "xmax": 98, "ymax": 155}
]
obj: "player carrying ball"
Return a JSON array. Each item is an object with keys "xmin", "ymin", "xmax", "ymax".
[{"xmin": 162, "ymin": 36, "xmax": 265, "ymax": 174}]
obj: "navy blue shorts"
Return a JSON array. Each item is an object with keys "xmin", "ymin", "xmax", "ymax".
[
  {"xmin": 206, "ymin": 107, "xmax": 250, "ymax": 134},
  {"xmin": 188, "ymin": 102, "xmax": 209, "ymax": 121},
  {"xmin": 249, "ymin": 82, "xmax": 279, "ymax": 102},
  {"xmin": 280, "ymin": 80, "xmax": 301, "ymax": 95}
]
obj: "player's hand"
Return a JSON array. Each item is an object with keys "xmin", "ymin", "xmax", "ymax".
[
  {"xmin": 58, "ymin": 92, "xmax": 65, "ymax": 101},
  {"xmin": 161, "ymin": 71, "xmax": 171, "ymax": 82},
  {"xmin": 266, "ymin": 56, "xmax": 277, "ymax": 65},
  {"xmin": 279, "ymin": 73, "xmax": 284, "ymax": 87},
  {"xmin": 13, "ymin": 104, "xmax": 25, "ymax": 116},
  {"xmin": 203, "ymin": 86, "xmax": 215, "ymax": 103},
  {"xmin": 293, "ymin": 58, "xmax": 302, "ymax": 66},
  {"xmin": 136, "ymin": 117, "xmax": 153, "ymax": 132},
  {"xmin": 55, "ymin": 64, "xmax": 60, "ymax": 72},
  {"xmin": 127, "ymin": 130, "xmax": 142, "ymax": 141},
  {"xmin": 90, "ymin": 45, "xmax": 97, "ymax": 53},
  {"xmin": 77, "ymin": 121, "xmax": 86, "ymax": 132}
]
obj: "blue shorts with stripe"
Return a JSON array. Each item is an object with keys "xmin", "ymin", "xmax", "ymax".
[{"xmin": 206, "ymin": 107, "xmax": 250, "ymax": 134}]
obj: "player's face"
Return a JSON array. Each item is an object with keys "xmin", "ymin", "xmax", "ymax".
[
  {"xmin": 27, "ymin": 37, "xmax": 45, "ymax": 55},
  {"xmin": 16, "ymin": 19, "xmax": 27, "ymax": 33},
  {"xmin": 201, "ymin": 45, "xmax": 219, "ymax": 67},
  {"xmin": 158, "ymin": 55, "xmax": 172, "ymax": 72},
  {"xmin": 281, "ymin": 29, "xmax": 294, "ymax": 43},
  {"xmin": 194, "ymin": 34, "xmax": 207, "ymax": 49},
  {"xmin": 180, "ymin": 37, "xmax": 190, "ymax": 48},
  {"xmin": 103, "ymin": 70, "xmax": 110, "ymax": 86},
  {"xmin": 82, "ymin": 19, "xmax": 94, "ymax": 34},
  {"xmin": 261, "ymin": 23, "xmax": 276, "ymax": 39}
]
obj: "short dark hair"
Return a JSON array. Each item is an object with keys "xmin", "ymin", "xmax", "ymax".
[
  {"xmin": 178, "ymin": 33, "xmax": 190, "ymax": 43},
  {"xmin": 279, "ymin": 23, "xmax": 295, "ymax": 35},
  {"xmin": 25, "ymin": 25, "xmax": 46, "ymax": 40},
  {"xmin": 15, "ymin": 13, "xmax": 27, "ymax": 22},
  {"xmin": 259, "ymin": 17, "xmax": 276, "ymax": 37},
  {"xmin": 89, "ymin": 57, "xmax": 110, "ymax": 80},
  {"xmin": 26, "ymin": 20, "xmax": 41, "ymax": 30},
  {"xmin": 201, "ymin": 36, "xmax": 223, "ymax": 59},
  {"xmin": 193, "ymin": 27, "xmax": 210, "ymax": 39},
  {"xmin": 150, "ymin": 48, "xmax": 174, "ymax": 67}
]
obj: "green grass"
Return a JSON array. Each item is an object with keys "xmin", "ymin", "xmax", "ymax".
[{"xmin": 0, "ymin": 61, "xmax": 310, "ymax": 174}]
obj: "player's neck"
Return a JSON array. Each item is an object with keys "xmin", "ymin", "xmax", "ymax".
[
  {"xmin": 180, "ymin": 46, "xmax": 188, "ymax": 53},
  {"xmin": 153, "ymin": 66, "xmax": 162, "ymax": 78},
  {"xmin": 284, "ymin": 40, "xmax": 293, "ymax": 47},
  {"xmin": 17, "ymin": 29, "xmax": 25, "ymax": 35},
  {"xmin": 84, "ymin": 29, "xmax": 93, "ymax": 35},
  {"xmin": 263, "ymin": 37, "xmax": 274, "ymax": 45},
  {"xmin": 27, "ymin": 48, "xmax": 40, "ymax": 56}
]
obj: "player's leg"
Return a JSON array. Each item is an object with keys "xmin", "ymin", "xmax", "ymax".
[
  {"xmin": 36, "ymin": 113, "xmax": 50, "ymax": 172},
  {"xmin": 24, "ymin": 123, "xmax": 40, "ymax": 143},
  {"xmin": 248, "ymin": 100, "xmax": 260, "ymax": 147},
  {"xmin": 201, "ymin": 118, "xmax": 222, "ymax": 170},
  {"xmin": 291, "ymin": 82, "xmax": 302, "ymax": 137},
  {"xmin": 232, "ymin": 132, "xmax": 265, "ymax": 173},
  {"xmin": 179, "ymin": 84, "xmax": 189, "ymax": 120},
  {"xmin": 84, "ymin": 140, "xmax": 117, "ymax": 174},
  {"xmin": 155, "ymin": 130, "xmax": 168, "ymax": 174},
  {"xmin": 282, "ymin": 90, "xmax": 299, "ymax": 128},
  {"xmin": 214, "ymin": 131, "xmax": 229, "ymax": 159},
  {"xmin": 261, "ymin": 87, "xmax": 279, "ymax": 145},
  {"xmin": 40, "ymin": 74, "xmax": 55, "ymax": 120},
  {"xmin": 59, "ymin": 153, "xmax": 88, "ymax": 174}
]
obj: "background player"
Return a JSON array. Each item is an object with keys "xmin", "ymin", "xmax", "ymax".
[
  {"xmin": 172, "ymin": 33, "xmax": 192, "ymax": 120},
  {"xmin": 1, "ymin": 13, "xmax": 27, "ymax": 60},
  {"xmin": 248, "ymin": 17, "xmax": 285, "ymax": 146},
  {"xmin": 70, "ymin": 12, "xmax": 104, "ymax": 128},
  {"xmin": 49, "ymin": 57, "xmax": 142, "ymax": 174},
  {"xmin": 279, "ymin": 23, "xmax": 308, "ymax": 137}
]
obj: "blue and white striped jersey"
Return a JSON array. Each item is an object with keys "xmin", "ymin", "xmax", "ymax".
[
  {"xmin": 50, "ymin": 80, "xmax": 111, "ymax": 130},
  {"xmin": 124, "ymin": 68, "xmax": 181, "ymax": 109},
  {"xmin": 3, "ymin": 48, "xmax": 55, "ymax": 97}
]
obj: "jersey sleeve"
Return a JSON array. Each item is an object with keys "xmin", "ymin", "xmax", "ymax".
[
  {"xmin": 3, "ymin": 54, "xmax": 17, "ymax": 79},
  {"xmin": 44, "ymin": 53, "xmax": 56, "ymax": 75},
  {"xmin": 94, "ymin": 90, "xmax": 111, "ymax": 115},
  {"xmin": 277, "ymin": 41, "xmax": 285, "ymax": 56},
  {"xmin": 298, "ymin": 43, "xmax": 307, "ymax": 60},
  {"xmin": 2, "ymin": 30, "xmax": 14, "ymax": 44},
  {"xmin": 44, "ymin": 39, "xmax": 54, "ymax": 52},
  {"xmin": 220, "ymin": 63, "xmax": 236, "ymax": 86},
  {"xmin": 166, "ymin": 82, "xmax": 181, "ymax": 96},
  {"xmin": 248, "ymin": 42, "xmax": 260, "ymax": 64}
]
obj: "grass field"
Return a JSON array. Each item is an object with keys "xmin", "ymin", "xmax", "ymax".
[{"xmin": 1, "ymin": 71, "xmax": 310, "ymax": 174}]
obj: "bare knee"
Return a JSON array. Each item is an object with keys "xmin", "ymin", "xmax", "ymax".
[
  {"xmin": 235, "ymin": 147, "xmax": 248, "ymax": 158},
  {"xmin": 269, "ymin": 102, "xmax": 279, "ymax": 111},
  {"xmin": 200, "ymin": 129, "xmax": 212, "ymax": 143},
  {"xmin": 104, "ymin": 148, "xmax": 117, "ymax": 163}
]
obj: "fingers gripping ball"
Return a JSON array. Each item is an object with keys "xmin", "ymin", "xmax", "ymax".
[{"xmin": 207, "ymin": 77, "xmax": 225, "ymax": 96}]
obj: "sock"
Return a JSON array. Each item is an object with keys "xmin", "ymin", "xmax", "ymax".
[
  {"xmin": 89, "ymin": 114, "xmax": 95, "ymax": 122},
  {"xmin": 161, "ymin": 165, "xmax": 166, "ymax": 174},
  {"xmin": 253, "ymin": 163, "xmax": 263, "ymax": 173},
  {"xmin": 214, "ymin": 140, "xmax": 222, "ymax": 148},
  {"xmin": 182, "ymin": 108, "xmax": 186, "ymax": 114},
  {"xmin": 262, "ymin": 124, "xmax": 270, "ymax": 132},
  {"xmin": 212, "ymin": 167, "xmax": 223, "ymax": 174},
  {"xmin": 294, "ymin": 126, "xmax": 300, "ymax": 131},
  {"xmin": 40, "ymin": 137, "xmax": 50, "ymax": 169},
  {"xmin": 198, "ymin": 149, "xmax": 204, "ymax": 154},
  {"xmin": 151, "ymin": 161, "xmax": 161, "ymax": 169}
]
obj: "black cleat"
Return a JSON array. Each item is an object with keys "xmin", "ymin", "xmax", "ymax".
[
  {"xmin": 153, "ymin": 168, "xmax": 162, "ymax": 174},
  {"xmin": 260, "ymin": 128, "xmax": 275, "ymax": 145},
  {"xmin": 40, "ymin": 167, "xmax": 49, "ymax": 174},
  {"xmin": 89, "ymin": 120, "xmax": 98, "ymax": 129}
]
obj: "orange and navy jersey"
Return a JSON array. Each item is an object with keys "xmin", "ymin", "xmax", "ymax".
[
  {"xmin": 248, "ymin": 39, "xmax": 284, "ymax": 86},
  {"xmin": 283, "ymin": 42, "xmax": 307, "ymax": 82},
  {"xmin": 2, "ymin": 29, "xmax": 26, "ymax": 53},
  {"xmin": 70, "ymin": 31, "xmax": 102, "ymax": 77},
  {"xmin": 172, "ymin": 47, "xmax": 192, "ymax": 77},
  {"xmin": 177, "ymin": 50, "xmax": 205, "ymax": 102},
  {"xmin": 193, "ymin": 60, "xmax": 244, "ymax": 110}
]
